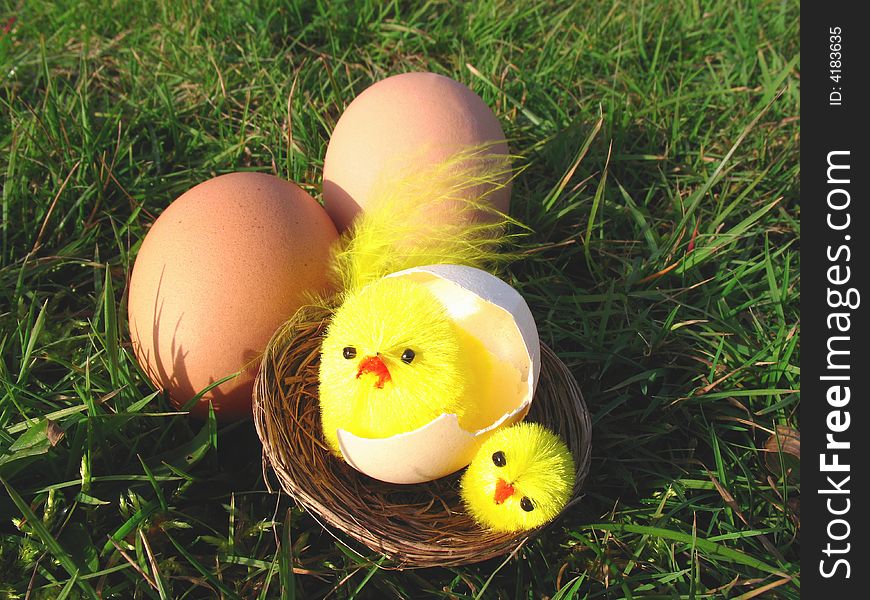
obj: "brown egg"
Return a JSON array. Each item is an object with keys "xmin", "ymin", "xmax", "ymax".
[
  {"xmin": 322, "ymin": 72, "xmax": 510, "ymax": 232},
  {"xmin": 128, "ymin": 173, "xmax": 337, "ymax": 420}
]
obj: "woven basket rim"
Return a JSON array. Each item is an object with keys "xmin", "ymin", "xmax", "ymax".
[{"xmin": 253, "ymin": 305, "xmax": 592, "ymax": 569}]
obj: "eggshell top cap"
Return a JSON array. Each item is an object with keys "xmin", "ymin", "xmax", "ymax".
[{"xmin": 336, "ymin": 265, "xmax": 540, "ymax": 484}]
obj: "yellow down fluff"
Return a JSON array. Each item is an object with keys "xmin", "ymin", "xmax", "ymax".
[
  {"xmin": 328, "ymin": 146, "xmax": 518, "ymax": 297},
  {"xmin": 460, "ymin": 422, "xmax": 575, "ymax": 532},
  {"xmin": 318, "ymin": 147, "xmax": 518, "ymax": 453}
]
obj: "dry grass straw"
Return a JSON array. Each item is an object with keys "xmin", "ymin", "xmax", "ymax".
[{"xmin": 253, "ymin": 304, "xmax": 592, "ymax": 568}]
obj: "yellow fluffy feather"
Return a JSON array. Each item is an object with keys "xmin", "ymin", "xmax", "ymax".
[
  {"xmin": 328, "ymin": 147, "xmax": 518, "ymax": 296},
  {"xmin": 460, "ymin": 422, "xmax": 575, "ymax": 532},
  {"xmin": 318, "ymin": 148, "xmax": 521, "ymax": 453}
]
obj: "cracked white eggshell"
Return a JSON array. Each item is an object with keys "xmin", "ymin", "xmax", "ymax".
[{"xmin": 335, "ymin": 264, "xmax": 540, "ymax": 484}]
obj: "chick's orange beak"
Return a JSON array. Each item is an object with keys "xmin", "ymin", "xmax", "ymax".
[
  {"xmin": 494, "ymin": 478, "xmax": 515, "ymax": 504},
  {"xmin": 356, "ymin": 355, "xmax": 391, "ymax": 389}
]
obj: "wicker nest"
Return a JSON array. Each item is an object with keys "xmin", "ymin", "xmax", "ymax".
[{"xmin": 253, "ymin": 304, "xmax": 592, "ymax": 569}]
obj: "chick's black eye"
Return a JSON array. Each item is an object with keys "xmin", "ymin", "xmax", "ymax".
[
  {"xmin": 401, "ymin": 349, "xmax": 415, "ymax": 364},
  {"xmin": 520, "ymin": 497, "xmax": 535, "ymax": 512},
  {"xmin": 342, "ymin": 347, "xmax": 356, "ymax": 359},
  {"xmin": 492, "ymin": 451, "xmax": 506, "ymax": 467}
]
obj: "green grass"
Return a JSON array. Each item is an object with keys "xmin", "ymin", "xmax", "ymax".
[{"xmin": 1, "ymin": 1, "xmax": 799, "ymax": 598}]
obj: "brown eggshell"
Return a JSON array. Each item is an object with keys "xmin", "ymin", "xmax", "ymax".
[
  {"xmin": 323, "ymin": 72, "xmax": 510, "ymax": 232},
  {"xmin": 128, "ymin": 173, "xmax": 337, "ymax": 420}
]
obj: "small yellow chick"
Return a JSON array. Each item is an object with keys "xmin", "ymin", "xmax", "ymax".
[
  {"xmin": 318, "ymin": 276, "xmax": 472, "ymax": 453},
  {"xmin": 460, "ymin": 422, "xmax": 575, "ymax": 532}
]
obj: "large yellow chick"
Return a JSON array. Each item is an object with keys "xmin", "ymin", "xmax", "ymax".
[
  {"xmin": 319, "ymin": 275, "xmax": 514, "ymax": 453},
  {"xmin": 315, "ymin": 149, "xmax": 530, "ymax": 478},
  {"xmin": 319, "ymin": 277, "xmax": 468, "ymax": 451},
  {"xmin": 460, "ymin": 422, "xmax": 575, "ymax": 532}
]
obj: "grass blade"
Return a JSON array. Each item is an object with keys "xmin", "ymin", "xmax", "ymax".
[
  {"xmin": 0, "ymin": 476, "xmax": 99, "ymax": 599},
  {"xmin": 16, "ymin": 299, "xmax": 48, "ymax": 385},
  {"xmin": 280, "ymin": 508, "xmax": 296, "ymax": 600},
  {"xmin": 163, "ymin": 529, "xmax": 241, "ymax": 600},
  {"xmin": 583, "ymin": 523, "xmax": 791, "ymax": 577}
]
